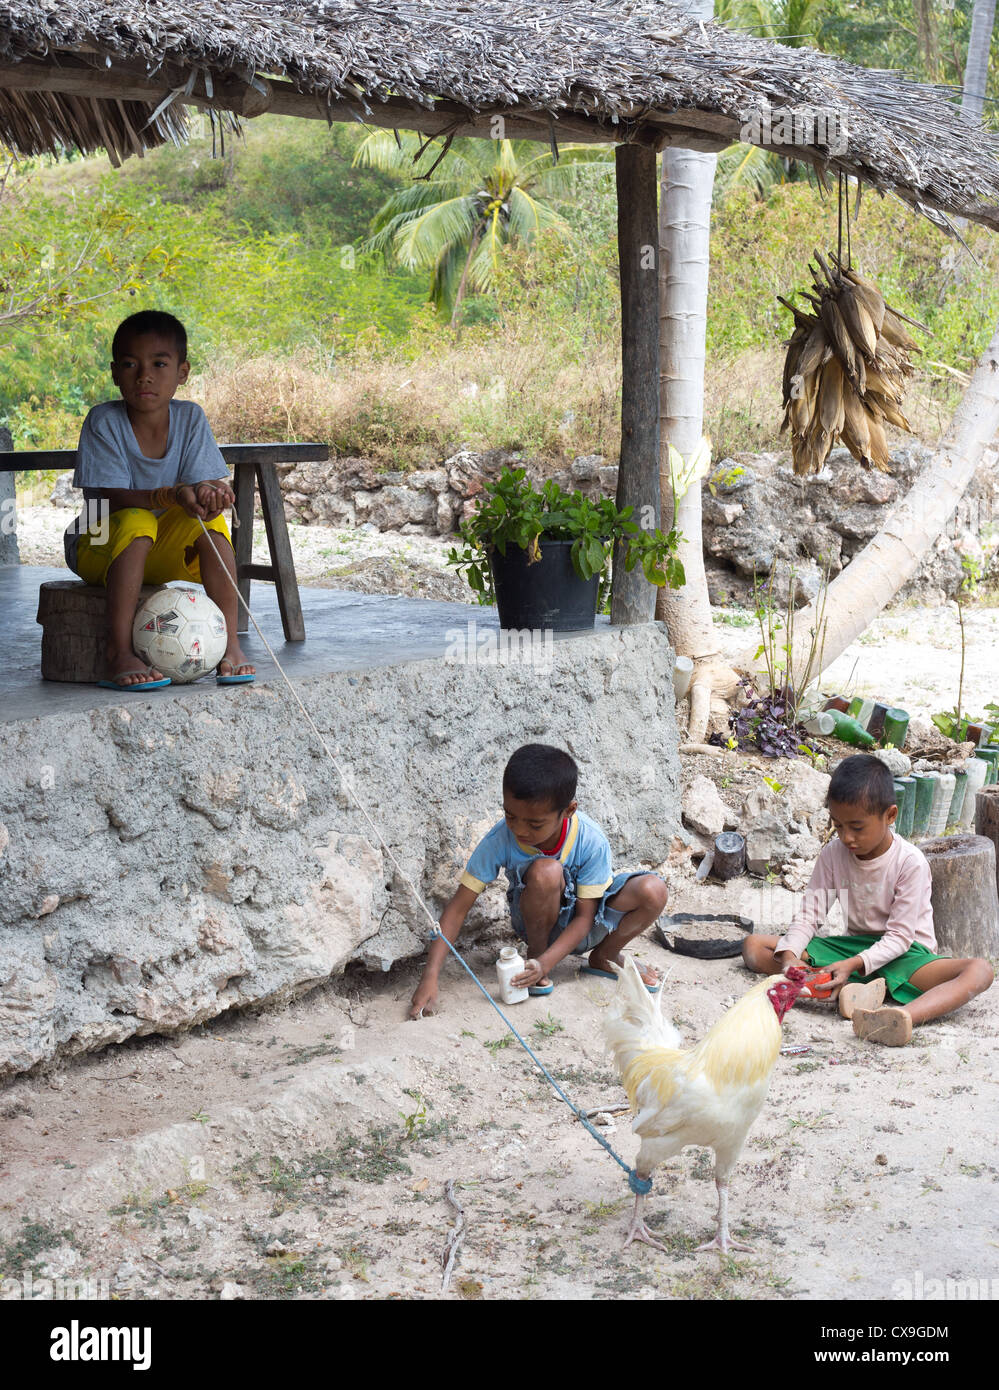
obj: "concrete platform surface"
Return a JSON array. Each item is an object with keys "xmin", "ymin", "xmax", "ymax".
[{"xmin": 1, "ymin": 564, "xmax": 613, "ymax": 724}]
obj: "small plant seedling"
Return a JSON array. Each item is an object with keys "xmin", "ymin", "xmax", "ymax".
[
  {"xmin": 763, "ymin": 776, "xmax": 786, "ymax": 796},
  {"xmin": 399, "ymin": 1093, "xmax": 428, "ymax": 1140},
  {"xmin": 532, "ymin": 1014, "xmax": 564, "ymax": 1038},
  {"xmin": 483, "ymin": 1035, "xmax": 515, "ymax": 1054}
]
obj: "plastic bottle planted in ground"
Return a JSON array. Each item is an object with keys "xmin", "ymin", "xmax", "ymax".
[
  {"xmin": 927, "ymin": 770, "xmax": 955, "ymax": 837},
  {"xmin": 948, "ymin": 769, "xmax": 968, "ymax": 828},
  {"xmin": 911, "ymin": 772, "xmax": 936, "ymax": 837},
  {"xmin": 882, "ymin": 707, "xmax": 910, "ymax": 750},
  {"xmin": 961, "ymin": 757, "xmax": 988, "ymax": 829},
  {"xmin": 897, "ymin": 776, "xmax": 916, "ymax": 838}
]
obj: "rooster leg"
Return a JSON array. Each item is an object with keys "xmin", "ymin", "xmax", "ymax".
[
  {"xmin": 622, "ymin": 1190, "xmax": 668, "ymax": 1254},
  {"xmin": 695, "ymin": 1182, "xmax": 754, "ymax": 1254}
]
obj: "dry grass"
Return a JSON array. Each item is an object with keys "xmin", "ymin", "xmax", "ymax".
[
  {"xmin": 193, "ymin": 335, "xmax": 953, "ymax": 468},
  {"xmin": 194, "ymin": 322, "xmax": 622, "ymax": 467}
]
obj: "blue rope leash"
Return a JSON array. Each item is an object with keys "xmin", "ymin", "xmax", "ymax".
[{"xmin": 429, "ymin": 929, "xmax": 652, "ymax": 1197}]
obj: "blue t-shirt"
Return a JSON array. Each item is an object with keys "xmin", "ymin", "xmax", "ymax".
[
  {"xmin": 460, "ymin": 810, "xmax": 613, "ymax": 899},
  {"xmin": 64, "ymin": 399, "xmax": 228, "ymax": 570}
]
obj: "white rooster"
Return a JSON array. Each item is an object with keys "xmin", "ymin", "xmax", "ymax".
[{"xmin": 604, "ymin": 958, "xmax": 811, "ymax": 1253}]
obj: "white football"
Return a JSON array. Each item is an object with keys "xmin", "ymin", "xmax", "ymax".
[{"xmin": 132, "ymin": 586, "xmax": 228, "ymax": 684}]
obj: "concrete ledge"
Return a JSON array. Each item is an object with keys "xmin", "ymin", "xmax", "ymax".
[{"xmin": 0, "ymin": 624, "xmax": 679, "ymax": 1076}]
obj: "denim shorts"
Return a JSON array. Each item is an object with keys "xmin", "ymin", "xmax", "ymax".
[{"xmin": 506, "ymin": 859, "xmax": 652, "ymax": 956}]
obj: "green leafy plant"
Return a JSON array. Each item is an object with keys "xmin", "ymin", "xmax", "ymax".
[
  {"xmin": 399, "ymin": 1092, "xmax": 428, "ymax": 1140},
  {"xmin": 446, "ymin": 465, "xmax": 684, "ymax": 610}
]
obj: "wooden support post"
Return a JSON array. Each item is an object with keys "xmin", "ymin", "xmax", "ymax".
[
  {"xmin": 920, "ymin": 833, "xmax": 999, "ymax": 958},
  {"xmin": 0, "ymin": 427, "xmax": 18, "ymax": 566},
  {"xmin": 611, "ymin": 143, "xmax": 660, "ymax": 626}
]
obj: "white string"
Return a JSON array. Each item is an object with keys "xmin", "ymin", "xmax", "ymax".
[{"xmin": 195, "ymin": 515, "xmax": 441, "ymax": 935}]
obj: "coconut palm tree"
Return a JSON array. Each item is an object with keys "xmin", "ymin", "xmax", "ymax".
[
  {"xmin": 963, "ymin": 0, "xmax": 997, "ymax": 125},
  {"xmin": 714, "ymin": 0, "xmax": 830, "ymax": 198},
  {"xmin": 353, "ymin": 132, "xmax": 613, "ymax": 326}
]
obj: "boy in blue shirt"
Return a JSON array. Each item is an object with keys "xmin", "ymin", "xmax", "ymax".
[
  {"xmin": 66, "ymin": 310, "xmax": 255, "ymax": 689},
  {"xmin": 409, "ymin": 744, "xmax": 668, "ymax": 1017}
]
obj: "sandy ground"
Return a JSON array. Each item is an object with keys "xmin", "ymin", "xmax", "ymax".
[
  {"xmin": 3, "ymin": 504, "xmax": 997, "ymax": 1302},
  {"xmin": 0, "ymin": 890, "xmax": 995, "ymax": 1304}
]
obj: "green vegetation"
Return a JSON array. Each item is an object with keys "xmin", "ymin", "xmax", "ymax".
[
  {"xmin": 5, "ymin": 43, "xmax": 999, "ymax": 468},
  {"xmin": 0, "ymin": 1220, "xmax": 76, "ymax": 1278}
]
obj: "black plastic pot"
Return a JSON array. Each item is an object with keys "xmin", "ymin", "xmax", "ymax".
[{"xmin": 489, "ymin": 538, "xmax": 599, "ymax": 631}]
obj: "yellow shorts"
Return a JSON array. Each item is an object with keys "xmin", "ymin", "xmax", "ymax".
[{"xmin": 75, "ymin": 506, "xmax": 232, "ymax": 587}]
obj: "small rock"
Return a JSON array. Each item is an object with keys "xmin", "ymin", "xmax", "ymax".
[
  {"xmin": 683, "ymin": 775, "xmax": 738, "ymax": 838},
  {"xmin": 875, "ymin": 1153, "xmax": 888, "ymax": 1165},
  {"xmin": 219, "ymin": 1282, "xmax": 244, "ymax": 1301},
  {"xmin": 745, "ymin": 814, "xmax": 795, "ymax": 875},
  {"xmin": 265, "ymin": 1240, "xmax": 287, "ymax": 1256},
  {"xmin": 324, "ymin": 1254, "xmax": 343, "ymax": 1273},
  {"xmin": 872, "ymin": 747, "xmax": 911, "ymax": 777}
]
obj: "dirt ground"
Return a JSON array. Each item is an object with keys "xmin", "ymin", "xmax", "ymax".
[
  {"xmin": 1, "ymin": 867, "xmax": 995, "ymax": 1304},
  {"xmin": 3, "ymin": 512, "xmax": 998, "ymax": 1301}
]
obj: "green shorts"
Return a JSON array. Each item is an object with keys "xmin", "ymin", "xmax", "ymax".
[{"xmin": 802, "ymin": 934, "xmax": 947, "ymax": 1005}]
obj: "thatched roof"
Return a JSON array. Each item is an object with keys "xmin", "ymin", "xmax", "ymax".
[{"xmin": 2, "ymin": 0, "xmax": 999, "ymax": 229}]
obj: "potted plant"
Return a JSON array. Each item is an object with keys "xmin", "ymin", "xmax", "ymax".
[{"xmin": 447, "ymin": 466, "xmax": 684, "ymax": 630}]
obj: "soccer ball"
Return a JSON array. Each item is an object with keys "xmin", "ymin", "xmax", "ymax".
[{"xmin": 132, "ymin": 587, "xmax": 228, "ymax": 684}]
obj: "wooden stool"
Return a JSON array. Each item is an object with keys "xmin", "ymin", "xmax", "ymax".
[
  {"xmin": 36, "ymin": 581, "xmax": 161, "ymax": 683},
  {"xmin": 232, "ymin": 457, "xmax": 305, "ymax": 642},
  {"xmin": 8, "ymin": 444, "xmax": 325, "ymax": 646}
]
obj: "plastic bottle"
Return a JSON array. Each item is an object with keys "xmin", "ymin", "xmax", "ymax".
[
  {"xmin": 847, "ymin": 697, "xmax": 875, "ymax": 730},
  {"xmin": 948, "ymin": 768, "xmax": 968, "ymax": 827},
  {"xmin": 926, "ymin": 770, "xmax": 955, "ymax": 837},
  {"xmin": 896, "ymin": 776, "xmax": 916, "ymax": 838},
  {"xmin": 867, "ymin": 703, "xmax": 889, "ymax": 741},
  {"xmin": 828, "ymin": 710, "xmax": 876, "ymax": 748},
  {"xmin": 975, "ymin": 748, "xmax": 999, "ymax": 786},
  {"xmin": 496, "ymin": 946, "xmax": 530, "ymax": 1005},
  {"xmin": 883, "ymin": 707, "xmax": 910, "ymax": 750},
  {"xmin": 911, "ymin": 772, "xmax": 936, "ymax": 837},
  {"xmin": 961, "ymin": 756, "xmax": 988, "ymax": 829},
  {"xmin": 673, "ymin": 656, "xmax": 694, "ymax": 701}
]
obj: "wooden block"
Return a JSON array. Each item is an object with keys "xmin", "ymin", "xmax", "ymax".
[
  {"xmin": 920, "ymin": 833, "xmax": 999, "ymax": 959},
  {"xmin": 36, "ymin": 580, "xmax": 160, "ymax": 683}
]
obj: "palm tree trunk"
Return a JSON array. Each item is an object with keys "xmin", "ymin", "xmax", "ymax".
[
  {"xmin": 962, "ymin": 0, "xmax": 997, "ymax": 125},
  {"xmin": 450, "ymin": 226, "xmax": 484, "ymax": 336},
  {"xmin": 730, "ymin": 319, "xmax": 999, "ymax": 681},
  {"xmin": 655, "ymin": 0, "xmax": 719, "ymax": 742}
]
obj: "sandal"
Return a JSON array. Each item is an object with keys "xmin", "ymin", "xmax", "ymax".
[
  {"xmin": 216, "ymin": 659, "xmax": 256, "ymax": 686},
  {"xmin": 98, "ymin": 667, "xmax": 171, "ymax": 691}
]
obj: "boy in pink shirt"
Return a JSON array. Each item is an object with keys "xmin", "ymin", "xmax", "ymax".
[{"xmin": 743, "ymin": 755, "xmax": 994, "ymax": 1045}]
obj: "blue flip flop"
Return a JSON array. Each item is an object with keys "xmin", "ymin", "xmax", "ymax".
[
  {"xmin": 216, "ymin": 662, "xmax": 255, "ymax": 686},
  {"xmin": 579, "ymin": 965, "xmax": 660, "ymax": 994},
  {"xmin": 528, "ymin": 982, "xmax": 554, "ymax": 996},
  {"xmin": 98, "ymin": 668, "xmax": 171, "ymax": 692}
]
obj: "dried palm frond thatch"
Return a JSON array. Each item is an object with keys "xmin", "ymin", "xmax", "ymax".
[{"xmin": 1, "ymin": 1, "xmax": 998, "ymax": 230}]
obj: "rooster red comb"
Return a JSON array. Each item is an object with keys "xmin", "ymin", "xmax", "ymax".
[{"xmin": 767, "ymin": 967, "xmax": 808, "ymax": 1023}]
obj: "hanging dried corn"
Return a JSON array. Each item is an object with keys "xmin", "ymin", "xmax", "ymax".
[{"xmin": 778, "ymin": 177, "xmax": 927, "ymax": 476}]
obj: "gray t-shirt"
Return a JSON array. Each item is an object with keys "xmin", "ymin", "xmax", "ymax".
[{"xmin": 64, "ymin": 399, "xmax": 228, "ymax": 571}]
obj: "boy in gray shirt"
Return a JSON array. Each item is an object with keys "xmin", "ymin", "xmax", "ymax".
[{"xmin": 67, "ymin": 310, "xmax": 254, "ymax": 689}]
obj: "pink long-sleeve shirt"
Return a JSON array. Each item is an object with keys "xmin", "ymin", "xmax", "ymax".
[{"xmin": 775, "ymin": 832, "xmax": 936, "ymax": 975}]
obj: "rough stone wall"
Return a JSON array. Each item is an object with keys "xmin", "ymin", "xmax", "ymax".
[{"xmin": 0, "ymin": 626, "xmax": 680, "ymax": 1076}]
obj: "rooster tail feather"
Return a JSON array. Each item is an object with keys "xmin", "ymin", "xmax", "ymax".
[{"xmin": 603, "ymin": 957, "xmax": 682, "ymax": 1076}]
